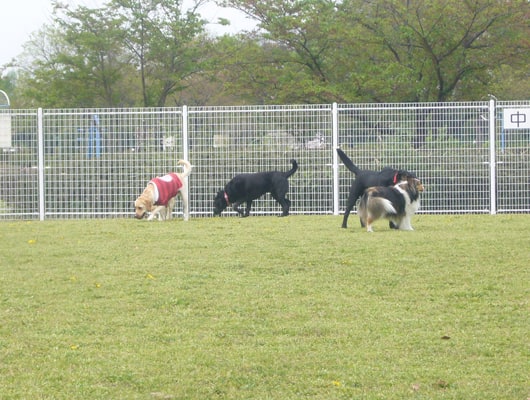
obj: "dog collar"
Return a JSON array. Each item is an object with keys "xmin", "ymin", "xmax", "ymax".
[
  {"xmin": 224, "ymin": 191, "xmax": 231, "ymax": 206},
  {"xmin": 393, "ymin": 172, "xmax": 398, "ymax": 184}
]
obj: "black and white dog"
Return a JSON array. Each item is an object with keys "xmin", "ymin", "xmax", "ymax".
[
  {"xmin": 358, "ymin": 176, "xmax": 424, "ymax": 232},
  {"xmin": 337, "ymin": 148, "xmax": 418, "ymax": 229},
  {"xmin": 213, "ymin": 159, "xmax": 298, "ymax": 217}
]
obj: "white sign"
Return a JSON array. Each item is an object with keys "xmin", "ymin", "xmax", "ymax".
[{"xmin": 503, "ymin": 108, "xmax": 530, "ymax": 129}]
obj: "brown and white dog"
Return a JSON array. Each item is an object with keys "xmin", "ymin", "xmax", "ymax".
[
  {"xmin": 337, "ymin": 148, "xmax": 418, "ymax": 229},
  {"xmin": 134, "ymin": 160, "xmax": 192, "ymax": 221},
  {"xmin": 358, "ymin": 177, "xmax": 424, "ymax": 232}
]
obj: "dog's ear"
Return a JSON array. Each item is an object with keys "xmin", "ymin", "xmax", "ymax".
[
  {"xmin": 397, "ymin": 170, "xmax": 413, "ymax": 181},
  {"xmin": 139, "ymin": 195, "xmax": 153, "ymax": 211},
  {"xmin": 403, "ymin": 170, "xmax": 418, "ymax": 179}
]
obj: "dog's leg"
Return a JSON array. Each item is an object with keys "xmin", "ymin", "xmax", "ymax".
[
  {"xmin": 271, "ymin": 182, "xmax": 291, "ymax": 217},
  {"xmin": 158, "ymin": 206, "xmax": 166, "ymax": 221},
  {"xmin": 342, "ymin": 203, "xmax": 354, "ymax": 228},
  {"xmin": 357, "ymin": 208, "xmax": 366, "ymax": 230},
  {"xmin": 398, "ymin": 216, "xmax": 413, "ymax": 230},
  {"xmin": 243, "ymin": 201, "xmax": 253, "ymax": 217},
  {"xmin": 388, "ymin": 217, "xmax": 399, "ymax": 229},
  {"xmin": 147, "ymin": 210, "xmax": 156, "ymax": 221},
  {"xmin": 166, "ymin": 198, "xmax": 176, "ymax": 220},
  {"xmin": 359, "ymin": 205, "xmax": 373, "ymax": 232},
  {"xmin": 280, "ymin": 198, "xmax": 291, "ymax": 216},
  {"xmin": 273, "ymin": 193, "xmax": 291, "ymax": 217},
  {"xmin": 343, "ymin": 184, "xmax": 364, "ymax": 228},
  {"xmin": 180, "ymin": 184, "xmax": 189, "ymax": 221},
  {"xmin": 232, "ymin": 202, "xmax": 245, "ymax": 216},
  {"xmin": 366, "ymin": 216, "xmax": 374, "ymax": 232},
  {"xmin": 148, "ymin": 206, "xmax": 164, "ymax": 221}
]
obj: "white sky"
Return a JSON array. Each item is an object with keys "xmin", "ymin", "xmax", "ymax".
[{"xmin": 0, "ymin": 0, "xmax": 256, "ymax": 67}]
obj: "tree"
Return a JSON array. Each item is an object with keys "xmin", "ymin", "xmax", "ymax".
[
  {"xmin": 57, "ymin": 5, "xmax": 130, "ymax": 107},
  {"xmin": 13, "ymin": 7, "xmax": 133, "ymax": 108},
  {"xmin": 0, "ymin": 70, "xmax": 16, "ymax": 105},
  {"xmin": 7, "ymin": 0, "xmax": 530, "ymax": 107},
  {"xmin": 217, "ymin": 0, "xmax": 355, "ymax": 103},
  {"xmin": 13, "ymin": 0, "xmax": 210, "ymax": 108},
  {"xmin": 347, "ymin": 0, "xmax": 530, "ymax": 146},
  {"xmin": 354, "ymin": 0, "xmax": 530, "ymax": 101},
  {"xmin": 108, "ymin": 0, "xmax": 209, "ymax": 106},
  {"xmin": 219, "ymin": 0, "xmax": 530, "ymax": 103}
]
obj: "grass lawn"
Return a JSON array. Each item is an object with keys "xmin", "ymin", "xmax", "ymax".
[{"xmin": 0, "ymin": 215, "xmax": 528, "ymax": 399}]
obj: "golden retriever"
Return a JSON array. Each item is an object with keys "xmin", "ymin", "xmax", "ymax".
[{"xmin": 134, "ymin": 160, "xmax": 192, "ymax": 221}]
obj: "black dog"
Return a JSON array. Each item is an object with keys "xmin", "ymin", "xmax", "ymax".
[
  {"xmin": 337, "ymin": 148, "xmax": 417, "ymax": 229},
  {"xmin": 213, "ymin": 159, "xmax": 298, "ymax": 217}
]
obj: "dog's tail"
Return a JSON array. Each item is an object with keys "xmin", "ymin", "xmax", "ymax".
[
  {"xmin": 284, "ymin": 159, "xmax": 298, "ymax": 178},
  {"xmin": 336, "ymin": 148, "xmax": 361, "ymax": 175},
  {"xmin": 359, "ymin": 191, "xmax": 397, "ymax": 216},
  {"xmin": 178, "ymin": 160, "xmax": 192, "ymax": 178}
]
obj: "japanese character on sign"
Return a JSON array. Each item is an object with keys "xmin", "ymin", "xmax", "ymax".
[{"xmin": 503, "ymin": 108, "xmax": 530, "ymax": 129}]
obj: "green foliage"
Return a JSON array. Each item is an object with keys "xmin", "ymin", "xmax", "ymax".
[
  {"xmin": 0, "ymin": 71, "xmax": 16, "ymax": 103},
  {"xmin": 4, "ymin": 0, "xmax": 529, "ymax": 106},
  {"xmin": 220, "ymin": 0, "xmax": 530, "ymax": 103},
  {"xmin": 11, "ymin": 0, "xmax": 209, "ymax": 108},
  {"xmin": 107, "ymin": 0, "xmax": 208, "ymax": 106},
  {"xmin": 0, "ymin": 215, "xmax": 528, "ymax": 398},
  {"xmin": 488, "ymin": 65, "xmax": 530, "ymax": 101}
]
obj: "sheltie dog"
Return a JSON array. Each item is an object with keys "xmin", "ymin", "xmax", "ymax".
[
  {"xmin": 336, "ymin": 148, "xmax": 418, "ymax": 229},
  {"xmin": 358, "ymin": 177, "xmax": 424, "ymax": 232}
]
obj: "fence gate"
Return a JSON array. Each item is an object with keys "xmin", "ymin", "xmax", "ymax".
[{"xmin": 495, "ymin": 103, "xmax": 530, "ymax": 212}]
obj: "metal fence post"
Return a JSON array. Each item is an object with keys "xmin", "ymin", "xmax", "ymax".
[
  {"xmin": 182, "ymin": 105, "xmax": 189, "ymax": 162},
  {"xmin": 488, "ymin": 99, "xmax": 497, "ymax": 215},
  {"xmin": 332, "ymin": 102, "xmax": 339, "ymax": 215},
  {"xmin": 38, "ymin": 108, "xmax": 45, "ymax": 220}
]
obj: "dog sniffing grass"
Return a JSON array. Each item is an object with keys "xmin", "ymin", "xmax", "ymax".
[
  {"xmin": 213, "ymin": 159, "xmax": 298, "ymax": 217},
  {"xmin": 134, "ymin": 159, "xmax": 192, "ymax": 221}
]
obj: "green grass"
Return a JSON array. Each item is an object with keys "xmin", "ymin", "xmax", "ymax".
[{"xmin": 0, "ymin": 215, "xmax": 528, "ymax": 399}]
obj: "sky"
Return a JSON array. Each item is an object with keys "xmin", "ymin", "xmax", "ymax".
[{"xmin": 0, "ymin": 0, "xmax": 256, "ymax": 68}]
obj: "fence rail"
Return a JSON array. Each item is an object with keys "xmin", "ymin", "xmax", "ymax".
[{"xmin": 0, "ymin": 101, "xmax": 529, "ymax": 220}]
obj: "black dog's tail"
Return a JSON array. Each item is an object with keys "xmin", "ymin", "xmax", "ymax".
[
  {"xmin": 336, "ymin": 148, "xmax": 361, "ymax": 175},
  {"xmin": 284, "ymin": 159, "xmax": 298, "ymax": 178}
]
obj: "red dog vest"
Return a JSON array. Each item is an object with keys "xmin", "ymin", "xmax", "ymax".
[{"xmin": 150, "ymin": 173, "xmax": 183, "ymax": 206}]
